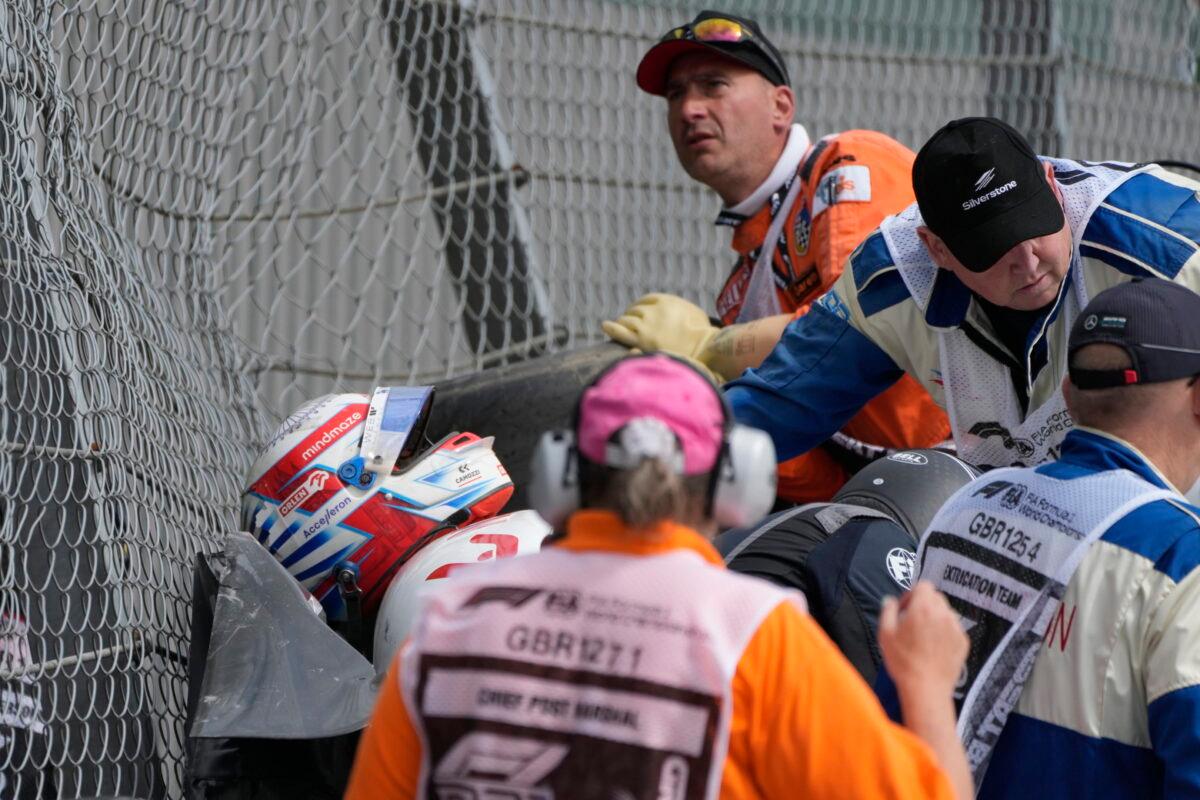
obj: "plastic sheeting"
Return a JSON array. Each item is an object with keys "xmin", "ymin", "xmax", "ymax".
[
  {"xmin": 184, "ymin": 533, "xmax": 375, "ymax": 798},
  {"xmin": 188, "ymin": 532, "xmax": 377, "ymax": 741}
]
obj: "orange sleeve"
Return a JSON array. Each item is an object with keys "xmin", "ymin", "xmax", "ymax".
[
  {"xmin": 344, "ymin": 651, "xmax": 422, "ymax": 800},
  {"xmin": 810, "ymin": 131, "xmax": 916, "ymax": 295},
  {"xmin": 724, "ymin": 599, "xmax": 955, "ymax": 800},
  {"xmin": 803, "ymin": 134, "xmax": 948, "ymax": 455}
]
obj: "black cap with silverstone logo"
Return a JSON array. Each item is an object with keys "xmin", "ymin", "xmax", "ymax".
[
  {"xmin": 1069, "ymin": 277, "xmax": 1200, "ymax": 389},
  {"xmin": 913, "ymin": 117, "xmax": 1065, "ymax": 273}
]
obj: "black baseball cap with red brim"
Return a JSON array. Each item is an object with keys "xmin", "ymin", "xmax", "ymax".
[{"xmin": 636, "ymin": 10, "xmax": 790, "ymax": 96}]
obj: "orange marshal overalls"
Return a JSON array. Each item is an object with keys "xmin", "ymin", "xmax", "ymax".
[{"xmin": 715, "ymin": 129, "xmax": 950, "ymax": 502}]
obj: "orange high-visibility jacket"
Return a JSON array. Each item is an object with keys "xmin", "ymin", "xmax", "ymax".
[
  {"xmin": 715, "ymin": 128, "xmax": 950, "ymax": 501},
  {"xmin": 345, "ymin": 510, "xmax": 955, "ymax": 799}
]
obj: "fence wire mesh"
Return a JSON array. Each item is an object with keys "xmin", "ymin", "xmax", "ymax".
[{"xmin": 0, "ymin": 0, "xmax": 1197, "ymax": 796}]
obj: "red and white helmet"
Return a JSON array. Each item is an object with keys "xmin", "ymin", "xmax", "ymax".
[
  {"xmin": 242, "ymin": 388, "xmax": 513, "ymax": 620},
  {"xmin": 372, "ymin": 510, "xmax": 551, "ymax": 671}
]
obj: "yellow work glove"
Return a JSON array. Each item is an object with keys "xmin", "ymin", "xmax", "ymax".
[
  {"xmin": 602, "ymin": 294, "xmax": 726, "ymax": 384},
  {"xmin": 602, "ymin": 293, "xmax": 720, "ymax": 361}
]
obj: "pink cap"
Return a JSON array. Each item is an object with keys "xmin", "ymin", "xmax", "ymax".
[{"xmin": 577, "ymin": 355, "xmax": 725, "ymax": 475}]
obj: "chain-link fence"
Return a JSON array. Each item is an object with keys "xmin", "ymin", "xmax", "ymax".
[{"xmin": 1, "ymin": 0, "xmax": 1198, "ymax": 796}]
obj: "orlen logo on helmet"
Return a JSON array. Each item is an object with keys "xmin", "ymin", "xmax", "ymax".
[
  {"xmin": 280, "ymin": 471, "xmax": 330, "ymax": 517},
  {"xmin": 299, "ymin": 411, "xmax": 363, "ymax": 463}
]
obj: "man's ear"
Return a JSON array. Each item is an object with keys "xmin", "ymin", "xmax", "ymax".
[
  {"xmin": 1043, "ymin": 160, "xmax": 1066, "ymax": 204},
  {"xmin": 1191, "ymin": 375, "xmax": 1200, "ymax": 420},
  {"xmin": 917, "ymin": 226, "xmax": 952, "ymax": 270},
  {"xmin": 1061, "ymin": 375, "xmax": 1077, "ymax": 418},
  {"xmin": 772, "ymin": 85, "xmax": 795, "ymax": 133}
]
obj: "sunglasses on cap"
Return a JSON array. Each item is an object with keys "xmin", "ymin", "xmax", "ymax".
[
  {"xmin": 636, "ymin": 12, "xmax": 790, "ymax": 95},
  {"xmin": 663, "ymin": 16, "xmax": 755, "ymax": 44}
]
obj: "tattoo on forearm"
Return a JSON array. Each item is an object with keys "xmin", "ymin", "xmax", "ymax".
[
  {"xmin": 711, "ymin": 327, "xmax": 738, "ymax": 357},
  {"xmin": 711, "ymin": 321, "xmax": 765, "ymax": 362},
  {"xmin": 735, "ymin": 320, "xmax": 762, "ymax": 356}
]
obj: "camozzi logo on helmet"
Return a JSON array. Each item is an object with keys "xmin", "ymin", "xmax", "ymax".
[{"xmin": 300, "ymin": 411, "xmax": 363, "ymax": 462}]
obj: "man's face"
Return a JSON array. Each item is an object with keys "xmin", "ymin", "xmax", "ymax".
[
  {"xmin": 924, "ymin": 165, "xmax": 1073, "ymax": 311},
  {"xmin": 664, "ymin": 52, "xmax": 791, "ymax": 203}
]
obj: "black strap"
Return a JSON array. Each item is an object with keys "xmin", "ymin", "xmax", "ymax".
[
  {"xmin": 960, "ymin": 321, "xmax": 1031, "ymax": 414},
  {"xmin": 1069, "ymin": 367, "xmax": 1139, "ymax": 389},
  {"xmin": 1153, "ymin": 159, "xmax": 1200, "ymax": 175},
  {"xmin": 799, "ymin": 137, "xmax": 832, "ymax": 183}
]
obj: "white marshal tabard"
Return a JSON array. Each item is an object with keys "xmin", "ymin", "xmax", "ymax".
[
  {"xmin": 918, "ymin": 465, "xmax": 1174, "ymax": 782},
  {"xmin": 402, "ymin": 545, "xmax": 798, "ymax": 799}
]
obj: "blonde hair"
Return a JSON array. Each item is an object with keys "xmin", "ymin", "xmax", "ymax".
[{"xmin": 581, "ymin": 458, "xmax": 711, "ymax": 530}]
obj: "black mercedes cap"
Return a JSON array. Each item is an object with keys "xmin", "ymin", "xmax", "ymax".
[
  {"xmin": 1069, "ymin": 277, "xmax": 1200, "ymax": 389},
  {"xmin": 636, "ymin": 10, "xmax": 790, "ymax": 96},
  {"xmin": 913, "ymin": 117, "xmax": 1065, "ymax": 273}
]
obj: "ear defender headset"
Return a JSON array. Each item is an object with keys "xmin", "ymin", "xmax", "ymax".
[{"xmin": 528, "ymin": 353, "xmax": 777, "ymax": 530}]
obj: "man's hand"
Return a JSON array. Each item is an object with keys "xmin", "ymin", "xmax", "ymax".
[
  {"xmin": 602, "ymin": 294, "xmax": 719, "ymax": 360},
  {"xmin": 878, "ymin": 581, "xmax": 973, "ymax": 800},
  {"xmin": 602, "ymin": 296, "xmax": 795, "ymax": 383},
  {"xmin": 878, "ymin": 581, "xmax": 968, "ymax": 699}
]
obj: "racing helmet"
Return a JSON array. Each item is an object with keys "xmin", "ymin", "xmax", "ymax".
[
  {"xmin": 373, "ymin": 510, "xmax": 551, "ymax": 671},
  {"xmin": 833, "ymin": 449, "xmax": 980, "ymax": 540},
  {"xmin": 242, "ymin": 387, "xmax": 514, "ymax": 620}
]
